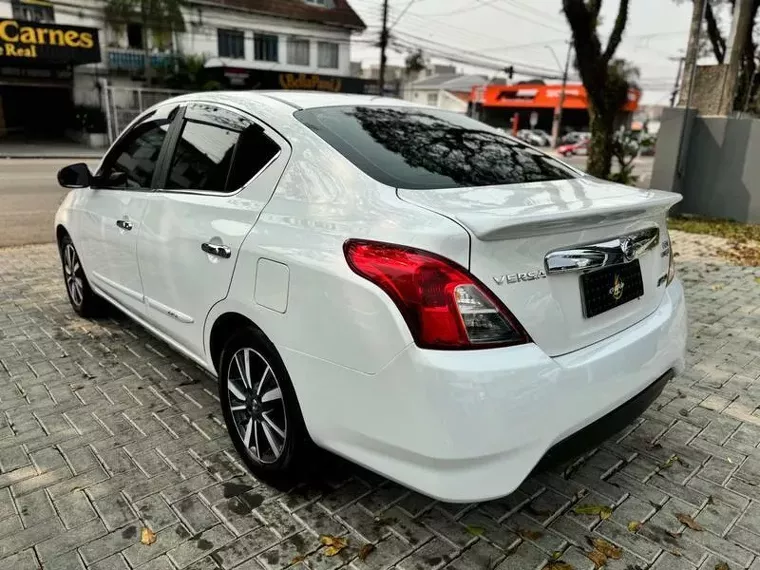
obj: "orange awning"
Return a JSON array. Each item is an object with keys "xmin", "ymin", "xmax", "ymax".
[{"xmin": 470, "ymin": 83, "xmax": 640, "ymax": 113}]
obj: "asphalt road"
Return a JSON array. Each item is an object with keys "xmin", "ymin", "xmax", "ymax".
[
  {"xmin": 0, "ymin": 159, "xmax": 99, "ymax": 248},
  {"xmin": 0, "ymin": 156, "xmax": 655, "ymax": 248}
]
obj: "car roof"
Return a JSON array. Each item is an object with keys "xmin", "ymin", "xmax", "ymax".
[{"xmin": 168, "ymin": 90, "xmax": 420, "ymax": 112}]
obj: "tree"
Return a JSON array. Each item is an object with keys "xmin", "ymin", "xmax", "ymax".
[
  {"xmin": 677, "ymin": 0, "xmax": 760, "ymax": 112},
  {"xmin": 104, "ymin": 0, "xmax": 186, "ymax": 82},
  {"xmin": 404, "ymin": 49, "xmax": 427, "ymax": 76},
  {"xmin": 562, "ymin": 0, "xmax": 633, "ymax": 179}
]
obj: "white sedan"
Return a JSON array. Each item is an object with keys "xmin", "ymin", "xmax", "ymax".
[{"xmin": 54, "ymin": 92, "xmax": 687, "ymax": 502}]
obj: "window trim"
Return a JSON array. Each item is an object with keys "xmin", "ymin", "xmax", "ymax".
[{"xmin": 153, "ymin": 103, "xmax": 283, "ymax": 197}]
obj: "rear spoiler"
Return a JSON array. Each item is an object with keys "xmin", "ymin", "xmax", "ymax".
[{"xmin": 456, "ymin": 191, "xmax": 682, "ymax": 241}]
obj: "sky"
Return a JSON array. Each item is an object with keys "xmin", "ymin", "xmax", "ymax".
[{"xmin": 347, "ymin": 0, "xmax": 709, "ymax": 106}]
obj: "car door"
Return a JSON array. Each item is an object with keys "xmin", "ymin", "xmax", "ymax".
[
  {"xmin": 80, "ymin": 104, "xmax": 180, "ymax": 317},
  {"xmin": 137, "ymin": 102, "xmax": 289, "ymax": 358}
]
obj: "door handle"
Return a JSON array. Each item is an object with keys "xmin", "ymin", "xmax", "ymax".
[
  {"xmin": 201, "ymin": 242, "xmax": 231, "ymax": 259},
  {"xmin": 116, "ymin": 219, "xmax": 133, "ymax": 231}
]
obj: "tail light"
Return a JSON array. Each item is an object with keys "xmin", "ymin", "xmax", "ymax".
[
  {"xmin": 665, "ymin": 230, "xmax": 676, "ymax": 286},
  {"xmin": 344, "ymin": 239, "xmax": 530, "ymax": 350}
]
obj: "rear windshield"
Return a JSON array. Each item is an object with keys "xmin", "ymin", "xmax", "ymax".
[{"xmin": 294, "ymin": 105, "xmax": 578, "ymax": 190}]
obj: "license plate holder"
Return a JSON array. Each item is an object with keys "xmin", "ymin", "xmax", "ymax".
[{"xmin": 580, "ymin": 260, "xmax": 644, "ymax": 318}]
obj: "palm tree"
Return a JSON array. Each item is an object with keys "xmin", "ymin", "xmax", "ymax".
[{"xmin": 104, "ymin": 0, "xmax": 186, "ymax": 81}]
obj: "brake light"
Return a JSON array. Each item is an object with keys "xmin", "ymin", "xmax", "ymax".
[{"xmin": 344, "ymin": 240, "xmax": 530, "ymax": 349}]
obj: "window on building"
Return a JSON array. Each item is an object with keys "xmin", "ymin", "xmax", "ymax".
[
  {"xmin": 287, "ymin": 37, "xmax": 310, "ymax": 66},
  {"xmin": 427, "ymin": 93, "xmax": 437, "ymax": 106},
  {"xmin": 317, "ymin": 42, "xmax": 339, "ymax": 69},
  {"xmin": 305, "ymin": 0, "xmax": 327, "ymax": 5},
  {"xmin": 127, "ymin": 23, "xmax": 144, "ymax": 49},
  {"xmin": 218, "ymin": 29, "xmax": 245, "ymax": 59},
  {"xmin": 254, "ymin": 33, "xmax": 279, "ymax": 62},
  {"xmin": 11, "ymin": 0, "xmax": 54, "ymax": 22}
]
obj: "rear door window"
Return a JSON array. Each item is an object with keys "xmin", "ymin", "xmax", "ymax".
[{"xmin": 295, "ymin": 106, "xmax": 578, "ymax": 190}]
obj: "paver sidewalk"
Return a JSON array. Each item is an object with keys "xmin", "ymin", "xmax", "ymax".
[{"xmin": 0, "ymin": 240, "xmax": 759, "ymax": 570}]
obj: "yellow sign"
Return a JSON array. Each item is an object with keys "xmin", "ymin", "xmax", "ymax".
[
  {"xmin": 0, "ymin": 19, "xmax": 95, "ymax": 60},
  {"xmin": 279, "ymin": 72, "xmax": 342, "ymax": 92}
]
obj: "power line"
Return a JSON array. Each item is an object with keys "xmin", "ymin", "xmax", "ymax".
[
  {"xmin": 476, "ymin": 0, "xmax": 568, "ymax": 34},
  {"xmin": 503, "ymin": 0, "xmax": 568, "ymax": 26},
  {"xmin": 390, "ymin": 0, "xmax": 416, "ymax": 28}
]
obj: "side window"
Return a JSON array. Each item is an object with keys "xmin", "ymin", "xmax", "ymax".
[
  {"xmin": 165, "ymin": 106, "xmax": 280, "ymax": 193},
  {"xmin": 97, "ymin": 109, "xmax": 175, "ymax": 189}
]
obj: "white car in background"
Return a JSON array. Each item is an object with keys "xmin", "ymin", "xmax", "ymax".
[{"xmin": 55, "ymin": 92, "xmax": 687, "ymax": 502}]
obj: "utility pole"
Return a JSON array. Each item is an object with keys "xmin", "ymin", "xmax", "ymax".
[
  {"xmin": 718, "ymin": 0, "xmax": 754, "ymax": 115},
  {"xmin": 669, "ymin": 56, "xmax": 685, "ymax": 107},
  {"xmin": 679, "ymin": 0, "xmax": 706, "ymax": 106},
  {"xmin": 551, "ymin": 42, "xmax": 572, "ymax": 148},
  {"xmin": 378, "ymin": 0, "xmax": 389, "ymax": 96}
]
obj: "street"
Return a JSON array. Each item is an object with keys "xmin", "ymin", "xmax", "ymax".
[
  {"xmin": 0, "ymin": 155, "xmax": 654, "ymax": 249},
  {"xmin": 0, "ymin": 159, "xmax": 99, "ymax": 248}
]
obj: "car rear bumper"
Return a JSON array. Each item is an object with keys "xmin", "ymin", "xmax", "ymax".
[{"xmin": 283, "ymin": 279, "xmax": 687, "ymax": 502}]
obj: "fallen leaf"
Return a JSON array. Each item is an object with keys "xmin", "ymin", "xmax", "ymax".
[
  {"xmin": 755, "ymin": 276, "xmax": 760, "ymax": 284},
  {"xmin": 675, "ymin": 513, "xmax": 703, "ymax": 531},
  {"xmin": 552, "ymin": 550, "xmax": 563, "ymax": 559},
  {"xmin": 543, "ymin": 561, "xmax": 575, "ymax": 570},
  {"xmin": 660, "ymin": 454, "xmax": 679, "ymax": 469},
  {"xmin": 727, "ymin": 457, "xmax": 733, "ymax": 464},
  {"xmin": 573, "ymin": 504, "xmax": 613, "ymax": 520},
  {"xmin": 586, "ymin": 549, "xmax": 607, "ymax": 569},
  {"xmin": 715, "ymin": 562, "xmax": 730, "ymax": 570},
  {"xmin": 358, "ymin": 543, "xmax": 375, "ymax": 562},
  {"xmin": 591, "ymin": 538, "xmax": 622, "ymax": 559},
  {"xmin": 291, "ymin": 555, "xmax": 306, "ymax": 564},
  {"xmin": 627, "ymin": 521, "xmax": 642, "ymax": 533},
  {"xmin": 711, "ymin": 284, "xmax": 725, "ymax": 291},
  {"xmin": 517, "ymin": 528, "xmax": 544, "ymax": 540},
  {"xmin": 671, "ymin": 550, "xmax": 682, "ymax": 557},
  {"xmin": 465, "ymin": 525, "xmax": 485, "ymax": 536},
  {"xmin": 320, "ymin": 534, "xmax": 348, "ymax": 556},
  {"xmin": 140, "ymin": 527, "xmax": 156, "ymax": 546}
]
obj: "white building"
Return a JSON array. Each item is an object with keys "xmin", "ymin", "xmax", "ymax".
[
  {"xmin": 0, "ymin": 0, "xmax": 366, "ymax": 141},
  {"xmin": 403, "ymin": 74, "xmax": 494, "ymax": 114}
]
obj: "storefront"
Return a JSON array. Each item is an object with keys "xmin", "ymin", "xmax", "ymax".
[
  {"xmin": 202, "ymin": 61, "xmax": 385, "ymax": 96},
  {"xmin": 469, "ymin": 83, "xmax": 641, "ymax": 133},
  {"xmin": 0, "ymin": 18, "xmax": 100, "ymax": 138}
]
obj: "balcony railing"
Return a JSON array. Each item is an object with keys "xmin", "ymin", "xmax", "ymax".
[{"xmin": 108, "ymin": 48, "xmax": 175, "ymax": 72}]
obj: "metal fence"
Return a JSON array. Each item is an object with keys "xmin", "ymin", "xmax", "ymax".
[{"xmin": 102, "ymin": 82, "xmax": 188, "ymax": 143}]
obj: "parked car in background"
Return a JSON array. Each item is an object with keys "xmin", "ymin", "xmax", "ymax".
[
  {"xmin": 516, "ymin": 129, "xmax": 549, "ymax": 146},
  {"xmin": 55, "ymin": 92, "xmax": 686, "ymax": 502},
  {"xmin": 558, "ymin": 139, "xmax": 589, "ymax": 156},
  {"xmin": 559, "ymin": 131, "xmax": 590, "ymax": 146}
]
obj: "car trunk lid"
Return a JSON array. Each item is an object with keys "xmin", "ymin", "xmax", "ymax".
[{"xmin": 398, "ymin": 177, "xmax": 681, "ymax": 356}]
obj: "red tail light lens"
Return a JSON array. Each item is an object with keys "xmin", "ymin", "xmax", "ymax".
[{"xmin": 344, "ymin": 240, "xmax": 530, "ymax": 350}]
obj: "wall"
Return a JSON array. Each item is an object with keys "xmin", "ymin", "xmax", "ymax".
[
  {"xmin": 179, "ymin": 6, "xmax": 352, "ymax": 76},
  {"xmin": 651, "ymin": 108, "xmax": 760, "ymax": 223}
]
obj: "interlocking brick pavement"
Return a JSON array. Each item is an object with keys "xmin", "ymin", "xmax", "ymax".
[{"xmin": 1, "ymin": 240, "xmax": 759, "ymax": 570}]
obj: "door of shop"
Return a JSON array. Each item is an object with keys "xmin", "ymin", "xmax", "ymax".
[{"xmin": 0, "ymin": 83, "xmax": 73, "ymax": 138}]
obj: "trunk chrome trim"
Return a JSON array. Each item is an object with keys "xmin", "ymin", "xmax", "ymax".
[{"xmin": 544, "ymin": 226, "xmax": 660, "ymax": 274}]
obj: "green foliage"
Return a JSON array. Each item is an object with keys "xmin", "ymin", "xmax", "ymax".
[
  {"xmin": 404, "ymin": 49, "xmax": 426, "ymax": 75},
  {"xmin": 104, "ymin": 0, "xmax": 186, "ymax": 33}
]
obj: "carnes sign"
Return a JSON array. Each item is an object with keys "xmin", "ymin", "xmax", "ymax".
[{"xmin": 0, "ymin": 19, "xmax": 100, "ymax": 65}]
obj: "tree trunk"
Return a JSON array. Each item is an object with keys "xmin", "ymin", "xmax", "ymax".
[{"xmin": 586, "ymin": 105, "xmax": 614, "ymax": 179}]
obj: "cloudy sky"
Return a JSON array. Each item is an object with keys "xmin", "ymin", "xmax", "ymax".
[{"xmin": 348, "ymin": 0, "xmax": 715, "ymax": 105}]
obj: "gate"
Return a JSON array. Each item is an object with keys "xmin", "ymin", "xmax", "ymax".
[{"xmin": 102, "ymin": 82, "xmax": 188, "ymax": 143}]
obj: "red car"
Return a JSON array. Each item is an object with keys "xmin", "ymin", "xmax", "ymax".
[{"xmin": 558, "ymin": 139, "xmax": 589, "ymax": 157}]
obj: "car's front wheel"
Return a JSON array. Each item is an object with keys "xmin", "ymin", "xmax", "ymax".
[
  {"xmin": 59, "ymin": 234, "xmax": 103, "ymax": 318},
  {"xmin": 219, "ymin": 327, "xmax": 308, "ymax": 487}
]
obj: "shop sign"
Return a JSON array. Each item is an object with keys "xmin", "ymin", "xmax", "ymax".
[{"xmin": 0, "ymin": 19, "xmax": 100, "ymax": 65}]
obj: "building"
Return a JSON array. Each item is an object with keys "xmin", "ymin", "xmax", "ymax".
[
  {"xmin": 0, "ymin": 0, "xmax": 367, "ymax": 141},
  {"xmin": 469, "ymin": 82, "xmax": 641, "ymax": 133},
  {"xmin": 403, "ymin": 72, "xmax": 492, "ymax": 113}
]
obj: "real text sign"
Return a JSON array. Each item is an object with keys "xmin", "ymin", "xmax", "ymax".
[{"xmin": 0, "ymin": 19, "xmax": 100, "ymax": 65}]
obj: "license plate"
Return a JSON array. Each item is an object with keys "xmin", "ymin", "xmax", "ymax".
[{"xmin": 580, "ymin": 260, "xmax": 644, "ymax": 318}]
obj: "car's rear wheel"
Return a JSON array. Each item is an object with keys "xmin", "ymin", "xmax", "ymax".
[
  {"xmin": 59, "ymin": 234, "xmax": 103, "ymax": 318},
  {"xmin": 219, "ymin": 327, "xmax": 308, "ymax": 486}
]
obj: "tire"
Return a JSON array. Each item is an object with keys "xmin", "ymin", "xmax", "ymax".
[
  {"xmin": 59, "ymin": 234, "xmax": 104, "ymax": 318},
  {"xmin": 219, "ymin": 326, "xmax": 309, "ymax": 487}
]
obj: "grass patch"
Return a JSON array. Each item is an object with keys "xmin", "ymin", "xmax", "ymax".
[{"xmin": 668, "ymin": 216, "xmax": 760, "ymax": 242}]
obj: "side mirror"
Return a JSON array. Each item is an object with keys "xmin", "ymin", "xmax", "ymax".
[{"xmin": 58, "ymin": 163, "xmax": 93, "ymax": 188}]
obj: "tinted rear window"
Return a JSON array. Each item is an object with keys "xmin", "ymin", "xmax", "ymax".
[{"xmin": 295, "ymin": 105, "xmax": 577, "ymax": 190}]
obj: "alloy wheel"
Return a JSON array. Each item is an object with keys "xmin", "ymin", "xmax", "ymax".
[
  {"xmin": 63, "ymin": 243, "xmax": 84, "ymax": 307},
  {"xmin": 226, "ymin": 347, "xmax": 287, "ymax": 464}
]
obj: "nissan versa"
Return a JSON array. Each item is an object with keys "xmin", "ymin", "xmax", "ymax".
[{"xmin": 54, "ymin": 92, "xmax": 687, "ymax": 502}]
